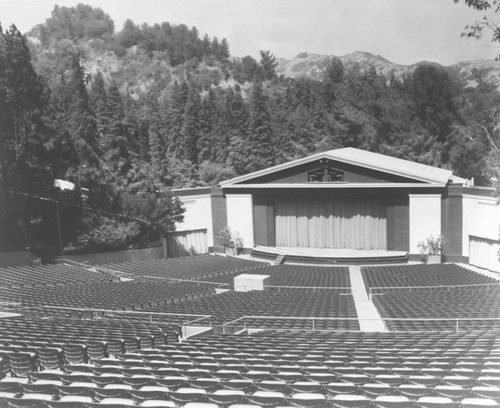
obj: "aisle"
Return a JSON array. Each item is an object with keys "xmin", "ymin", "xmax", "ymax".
[{"xmin": 349, "ymin": 265, "xmax": 386, "ymax": 332}]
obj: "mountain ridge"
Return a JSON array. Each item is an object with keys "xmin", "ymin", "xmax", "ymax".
[{"xmin": 276, "ymin": 50, "xmax": 500, "ymax": 88}]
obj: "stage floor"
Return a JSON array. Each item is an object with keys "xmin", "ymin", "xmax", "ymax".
[{"xmin": 254, "ymin": 246, "xmax": 408, "ymax": 259}]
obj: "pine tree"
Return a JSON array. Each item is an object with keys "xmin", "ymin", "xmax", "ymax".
[
  {"xmin": 0, "ymin": 24, "xmax": 54, "ymax": 253},
  {"xmin": 197, "ymin": 87, "xmax": 217, "ymax": 162},
  {"xmin": 218, "ymin": 38, "xmax": 230, "ymax": 62},
  {"xmin": 181, "ymin": 83, "xmax": 201, "ymax": 165},
  {"xmin": 67, "ymin": 54, "xmax": 101, "ymax": 173},
  {"xmin": 259, "ymin": 50, "xmax": 278, "ymax": 80},
  {"xmin": 89, "ymin": 71, "xmax": 108, "ymax": 144},
  {"xmin": 167, "ymin": 81, "xmax": 188, "ymax": 157},
  {"xmin": 246, "ymin": 81, "xmax": 275, "ymax": 172},
  {"xmin": 104, "ymin": 81, "xmax": 131, "ymax": 178}
]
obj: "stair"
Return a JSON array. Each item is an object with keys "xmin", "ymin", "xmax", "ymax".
[{"xmin": 273, "ymin": 254, "xmax": 286, "ymax": 265}]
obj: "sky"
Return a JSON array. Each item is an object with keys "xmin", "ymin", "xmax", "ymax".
[{"xmin": 0, "ymin": 0, "xmax": 499, "ymax": 65}]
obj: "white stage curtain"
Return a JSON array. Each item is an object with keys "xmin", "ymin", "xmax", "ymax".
[
  {"xmin": 166, "ymin": 229, "xmax": 208, "ymax": 257},
  {"xmin": 275, "ymin": 198, "xmax": 387, "ymax": 250},
  {"xmin": 469, "ymin": 236, "xmax": 500, "ymax": 272}
]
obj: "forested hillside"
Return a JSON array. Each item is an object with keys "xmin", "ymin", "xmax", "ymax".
[{"xmin": 1, "ymin": 4, "xmax": 499, "ymax": 259}]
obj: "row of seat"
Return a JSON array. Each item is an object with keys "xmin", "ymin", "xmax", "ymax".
[
  {"xmin": 0, "ymin": 281, "xmax": 217, "ymax": 312},
  {"xmin": 148, "ymin": 291, "xmax": 358, "ymax": 330},
  {"xmin": 199, "ymin": 265, "xmax": 351, "ymax": 289},
  {"xmin": 1, "ymin": 388, "xmax": 499, "ymax": 408},
  {"xmin": 0, "ymin": 264, "xmax": 119, "ymax": 289},
  {"xmin": 371, "ymin": 288, "xmax": 500, "ymax": 331},
  {"xmin": 102, "ymin": 255, "xmax": 259, "ymax": 280},
  {"xmin": 362, "ymin": 264, "xmax": 496, "ymax": 289}
]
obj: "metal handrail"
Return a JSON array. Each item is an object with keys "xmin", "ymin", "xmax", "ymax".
[
  {"xmin": 60, "ymin": 258, "xmax": 89, "ymax": 267},
  {"xmin": 220, "ymin": 315, "xmax": 500, "ymax": 333},
  {"xmin": 12, "ymin": 305, "xmax": 210, "ymax": 325},
  {"xmin": 369, "ymin": 282, "xmax": 500, "ymax": 293},
  {"xmin": 165, "ymin": 278, "xmax": 230, "ymax": 287},
  {"xmin": 33, "ymin": 305, "xmax": 208, "ymax": 318},
  {"xmin": 264, "ymin": 285, "xmax": 352, "ymax": 292},
  {"xmin": 183, "ymin": 315, "xmax": 212, "ymax": 326}
]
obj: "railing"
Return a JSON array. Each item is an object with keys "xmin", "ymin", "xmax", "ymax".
[
  {"xmin": 264, "ymin": 285, "xmax": 352, "ymax": 293},
  {"xmin": 368, "ymin": 282, "xmax": 500, "ymax": 298},
  {"xmin": 60, "ymin": 258, "xmax": 131, "ymax": 280},
  {"xmin": 162, "ymin": 278, "xmax": 230, "ymax": 288},
  {"xmin": 220, "ymin": 315, "xmax": 500, "ymax": 334},
  {"xmin": 59, "ymin": 258, "xmax": 89, "ymax": 268},
  {"xmin": 381, "ymin": 317, "xmax": 500, "ymax": 333},
  {"xmin": 222, "ymin": 315, "xmax": 368, "ymax": 333},
  {"xmin": 15, "ymin": 305, "xmax": 211, "ymax": 327}
]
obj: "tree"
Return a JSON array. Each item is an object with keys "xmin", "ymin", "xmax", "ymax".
[
  {"xmin": 104, "ymin": 81, "xmax": 131, "ymax": 178},
  {"xmin": 246, "ymin": 81, "xmax": 275, "ymax": 172},
  {"xmin": 454, "ymin": 0, "xmax": 500, "ymax": 191},
  {"xmin": 0, "ymin": 24, "xmax": 55, "ymax": 253},
  {"xmin": 410, "ymin": 64, "xmax": 457, "ymax": 144},
  {"xmin": 322, "ymin": 56, "xmax": 345, "ymax": 106},
  {"xmin": 260, "ymin": 50, "xmax": 278, "ymax": 80},
  {"xmin": 66, "ymin": 54, "xmax": 101, "ymax": 179},
  {"xmin": 181, "ymin": 83, "xmax": 202, "ymax": 165},
  {"xmin": 36, "ymin": 4, "xmax": 114, "ymax": 45},
  {"xmin": 89, "ymin": 71, "xmax": 108, "ymax": 141},
  {"xmin": 454, "ymin": 0, "xmax": 500, "ymax": 46}
]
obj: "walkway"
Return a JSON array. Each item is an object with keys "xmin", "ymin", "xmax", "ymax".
[{"xmin": 349, "ymin": 265, "xmax": 386, "ymax": 332}]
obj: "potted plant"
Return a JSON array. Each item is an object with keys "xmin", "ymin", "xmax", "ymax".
[
  {"xmin": 219, "ymin": 226, "xmax": 243, "ymax": 256},
  {"xmin": 417, "ymin": 234, "xmax": 444, "ymax": 264}
]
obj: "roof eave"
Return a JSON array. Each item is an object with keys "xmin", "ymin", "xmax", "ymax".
[{"xmin": 222, "ymin": 182, "xmax": 446, "ymax": 189}]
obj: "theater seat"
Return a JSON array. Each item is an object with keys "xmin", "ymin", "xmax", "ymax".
[
  {"xmin": 247, "ymin": 391, "xmax": 286, "ymax": 407},
  {"xmin": 87, "ymin": 397, "xmax": 137, "ymax": 407},
  {"xmin": 207, "ymin": 389, "xmax": 245, "ymax": 405},
  {"xmin": 289, "ymin": 392, "xmax": 326, "ymax": 408},
  {"xmin": 373, "ymin": 395, "xmax": 413, "ymax": 408},
  {"xmin": 183, "ymin": 403, "xmax": 219, "ymax": 408},
  {"xmin": 471, "ymin": 386, "xmax": 500, "ymax": 400},
  {"xmin": 461, "ymin": 398, "xmax": 499, "ymax": 407},
  {"xmin": 433, "ymin": 385, "xmax": 467, "ymax": 400},
  {"xmin": 139, "ymin": 400, "xmax": 176, "ymax": 407},
  {"xmin": 416, "ymin": 396, "xmax": 460, "ymax": 408},
  {"xmin": 331, "ymin": 394, "xmax": 371, "ymax": 408}
]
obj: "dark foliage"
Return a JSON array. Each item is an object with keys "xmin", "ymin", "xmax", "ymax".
[{"xmin": 1, "ymin": 3, "xmax": 499, "ymax": 256}]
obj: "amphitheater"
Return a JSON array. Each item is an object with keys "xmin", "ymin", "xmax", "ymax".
[{"xmin": 0, "ymin": 253, "xmax": 499, "ymax": 408}]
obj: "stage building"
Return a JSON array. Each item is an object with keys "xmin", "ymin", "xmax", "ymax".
[{"xmin": 173, "ymin": 148, "xmax": 498, "ymax": 265}]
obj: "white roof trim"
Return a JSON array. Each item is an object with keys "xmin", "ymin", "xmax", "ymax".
[
  {"xmin": 220, "ymin": 151, "xmax": 328, "ymax": 186},
  {"xmin": 220, "ymin": 148, "xmax": 460, "ymax": 186},
  {"xmin": 222, "ymin": 183, "xmax": 445, "ymax": 189}
]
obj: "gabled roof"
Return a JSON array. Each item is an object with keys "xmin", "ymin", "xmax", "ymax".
[{"xmin": 220, "ymin": 147, "xmax": 466, "ymax": 186}]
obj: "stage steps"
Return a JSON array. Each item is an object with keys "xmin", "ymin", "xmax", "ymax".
[
  {"xmin": 349, "ymin": 265, "xmax": 386, "ymax": 332},
  {"xmin": 273, "ymin": 254, "xmax": 286, "ymax": 265},
  {"xmin": 250, "ymin": 247, "xmax": 409, "ymax": 265}
]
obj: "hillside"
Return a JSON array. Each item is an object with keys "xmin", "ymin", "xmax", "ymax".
[
  {"xmin": 277, "ymin": 51, "xmax": 500, "ymax": 89},
  {"xmin": 1, "ymin": 3, "xmax": 499, "ymax": 258}
]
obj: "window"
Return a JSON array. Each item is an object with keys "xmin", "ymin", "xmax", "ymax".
[{"xmin": 307, "ymin": 159, "xmax": 345, "ymax": 182}]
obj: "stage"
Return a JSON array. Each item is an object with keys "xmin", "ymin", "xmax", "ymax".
[{"xmin": 251, "ymin": 246, "xmax": 409, "ymax": 265}]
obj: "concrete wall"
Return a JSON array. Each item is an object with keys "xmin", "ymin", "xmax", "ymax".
[
  {"xmin": 441, "ymin": 190, "xmax": 464, "ymax": 262},
  {"xmin": 226, "ymin": 194, "xmax": 254, "ymax": 248},
  {"xmin": 409, "ymin": 194, "xmax": 442, "ymax": 254},
  {"xmin": 211, "ymin": 190, "xmax": 228, "ymax": 248},
  {"xmin": 176, "ymin": 194, "xmax": 214, "ymax": 247},
  {"xmin": 462, "ymin": 193, "xmax": 499, "ymax": 257},
  {"xmin": 386, "ymin": 197, "xmax": 409, "ymax": 252},
  {"xmin": 253, "ymin": 195, "xmax": 275, "ymax": 247}
]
